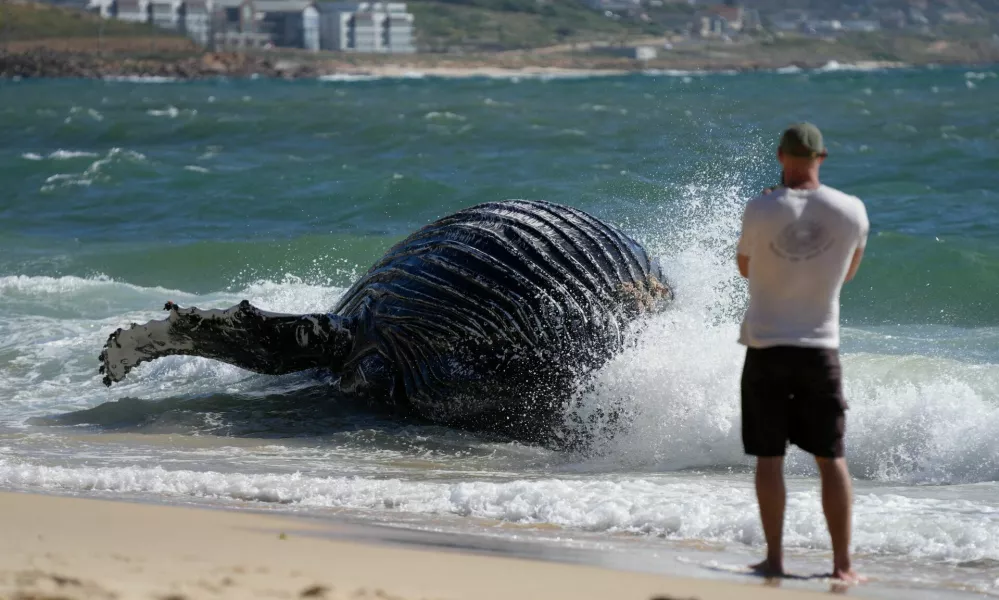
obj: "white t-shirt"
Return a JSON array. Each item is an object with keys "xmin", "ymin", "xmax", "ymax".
[{"xmin": 736, "ymin": 184, "xmax": 869, "ymax": 349}]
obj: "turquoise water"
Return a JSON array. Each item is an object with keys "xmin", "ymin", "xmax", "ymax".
[{"xmin": 1, "ymin": 66, "xmax": 998, "ymax": 597}]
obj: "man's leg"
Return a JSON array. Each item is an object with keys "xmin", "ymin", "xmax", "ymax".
[
  {"xmin": 752, "ymin": 456, "xmax": 786, "ymax": 576},
  {"xmin": 815, "ymin": 456, "xmax": 864, "ymax": 582},
  {"xmin": 742, "ymin": 348, "xmax": 789, "ymax": 576}
]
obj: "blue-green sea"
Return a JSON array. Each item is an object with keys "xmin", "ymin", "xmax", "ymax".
[{"xmin": 1, "ymin": 65, "xmax": 998, "ymax": 597}]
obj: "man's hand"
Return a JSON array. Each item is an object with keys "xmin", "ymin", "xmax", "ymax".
[{"xmin": 738, "ymin": 254, "xmax": 750, "ymax": 278}]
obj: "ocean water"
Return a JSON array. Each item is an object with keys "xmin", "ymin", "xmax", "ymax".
[{"xmin": 1, "ymin": 65, "xmax": 998, "ymax": 597}]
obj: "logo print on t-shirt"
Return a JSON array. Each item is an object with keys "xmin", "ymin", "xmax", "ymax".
[{"xmin": 770, "ymin": 220, "xmax": 835, "ymax": 261}]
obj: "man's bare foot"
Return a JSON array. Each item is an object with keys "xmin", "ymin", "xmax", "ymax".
[
  {"xmin": 831, "ymin": 567, "xmax": 867, "ymax": 584},
  {"xmin": 750, "ymin": 559, "xmax": 785, "ymax": 577}
]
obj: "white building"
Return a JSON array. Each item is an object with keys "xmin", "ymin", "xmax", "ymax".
[
  {"xmin": 841, "ymin": 20, "xmax": 881, "ymax": 33},
  {"xmin": 303, "ymin": 4, "xmax": 319, "ymax": 50},
  {"xmin": 45, "ymin": 0, "xmax": 91, "ymax": 10},
  {"xmin": 384, "ymin": 6, "xmax": 412, "ymax": 52},
  {"xmin": 150, "ymin": 0, "xmax": 186, "ymax": 29},
  {"xmin": 184, "ymin": 0, "xmax": 212, "ymax": 44},
  {"xmin": 584, "ymin": 0, "xmax": 640, "ymax": 13},
  {"xmin": 87, "ymin": 0, "xmax": 186, "ymax": 28},
  {"xmin": 86, "ymin": 0, "xmax": 414, "ymax": 52},
  {"xmin": 318, "ymin": 2, "xmax": 415, "ymax": 53},
  {"xmin": 354, "ymin": 10, "xmax": 379, "ymax": 51},
  {"xmin": 195, "ymin": 0, "xmax": 311, "ymax": 49},
  {"xmin": 114, "ymin": 0, "xmax": 149, "ymax": 22},
  {"xmin": 254, "ymin": 0, "xmax": 314, "ymax": 47}
]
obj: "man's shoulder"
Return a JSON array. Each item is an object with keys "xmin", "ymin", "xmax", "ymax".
[
  {"xmin": 747, "ymin": 187, "xmax": 784, "ymax": 210},
  {"xmin": 816, "ymin": 185, "xmax": 867, "ymax": 219},
  {"xmin": 817, "ymin": 184, "xmax": 864, "ymax": 207}
]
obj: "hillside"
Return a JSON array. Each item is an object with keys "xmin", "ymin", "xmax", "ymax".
[
  {"xmin": 0, "ymin": 1, "xmax": 187, "ymax": 40},
  {"xmin": 2, "ymin": 0, "xmax": 998, "ymax": 78},
  {"xmin": 0, "ymin": 0, "xmax": 659, "ymax": 53},
  {"xmin": 406, "ymin": 0, "xmax": 660, "ymax": 52}
]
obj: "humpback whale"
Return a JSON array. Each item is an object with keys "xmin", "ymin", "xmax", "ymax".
[{"xmin": 99, "ymin": 200, "xmax": 672, "ymax": 445}]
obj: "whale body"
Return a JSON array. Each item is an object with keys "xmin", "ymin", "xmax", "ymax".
[{"xmin": 99, "ymin": 200, "xmax": 672, "ymax": 444}]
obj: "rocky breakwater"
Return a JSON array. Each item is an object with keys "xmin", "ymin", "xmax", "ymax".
[{"xmin": 0, "ymin": 50, "xmax": 326, "ymax": 80}]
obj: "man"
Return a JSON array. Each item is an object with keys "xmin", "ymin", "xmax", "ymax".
[{"xmin": 736, "ymin": 123, "xmax": 868, "ymax": 583}]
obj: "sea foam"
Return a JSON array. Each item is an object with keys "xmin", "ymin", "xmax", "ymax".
[{"xmin": 1, "ymin": 460, "xmax": 996, "ymax": 562}]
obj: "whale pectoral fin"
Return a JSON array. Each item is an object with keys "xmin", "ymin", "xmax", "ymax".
[{"xmin": 99, "ymin": 301, "xmax": 354, "ymax": 386}]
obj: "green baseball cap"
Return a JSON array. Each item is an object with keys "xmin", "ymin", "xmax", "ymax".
[{"xmin": 779, "ymin": 122, "xmax": 827, "ymax": 158}]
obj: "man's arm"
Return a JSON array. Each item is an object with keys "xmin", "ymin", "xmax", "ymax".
[
  {"xmin": 736, "ymin": 199, "xmax": 755, "ymax": 279},
  {"xmin": 845, "ymin": 204, "xmax": 869, "ymax": 283},
  {"xmin": 844, "ymin": 247, "xmax": 864, "ymax": 282}
]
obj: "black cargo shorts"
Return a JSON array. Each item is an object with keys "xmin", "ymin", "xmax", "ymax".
[{"xmin": 740, "ymin": 345, "xmax": 848, "ymax": 459}]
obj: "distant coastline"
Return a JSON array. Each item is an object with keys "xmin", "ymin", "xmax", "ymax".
[
  {"xmin": 3, "ymin": 48, "xmax": 991, "ymax": 82},
  {"xmin": 3, "ymin": 0, "xmax": 998, "ymax": 83},
  {"xmin": 322, "ymin": 59, "xmax": 915, "ymax": 80}
]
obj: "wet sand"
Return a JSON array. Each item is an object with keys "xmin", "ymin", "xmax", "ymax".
[{"xmin": 0, "ymin": 490, "xmax": 836, "ymax": 600}]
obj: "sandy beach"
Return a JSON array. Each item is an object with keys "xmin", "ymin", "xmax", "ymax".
[
  {"xmin": 0, "ymin": 491, "xmax": 840, "ymax": 600},
  {"xmin": 335, "ymin": 60, "xmax": 908, "ymax": 80},
  {"xmin": 336, "ymin": 65, "xmax": 631, "ymax": 79}
]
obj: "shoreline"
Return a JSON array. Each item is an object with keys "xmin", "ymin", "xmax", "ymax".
[
  {"xmin": 3, "ymin": 48, "xmax": 994, "ymax": 82},
  {"xmin": 317, "ymin": 59, "xmax": 912, "ymax": 80},
  {"xmin": 0, "ymin": 490, "xmax": 837, "ymax": 600}
]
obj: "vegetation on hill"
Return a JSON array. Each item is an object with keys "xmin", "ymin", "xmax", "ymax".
[
  {"xmin": 406, "ymin": 0, "xmax": 660, "ymax": 51},
  {"xmin": 2, "ymin": 0, "xmax": 998, "ymax": 73},
  {"xmin": 0, "ymin": 1, "xmax": 189, "ymax": 41}
]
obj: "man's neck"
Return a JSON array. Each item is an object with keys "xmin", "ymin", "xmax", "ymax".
[{"xmin": 783, "ymin": 173, "xmax": 821, "ymax": 190}]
